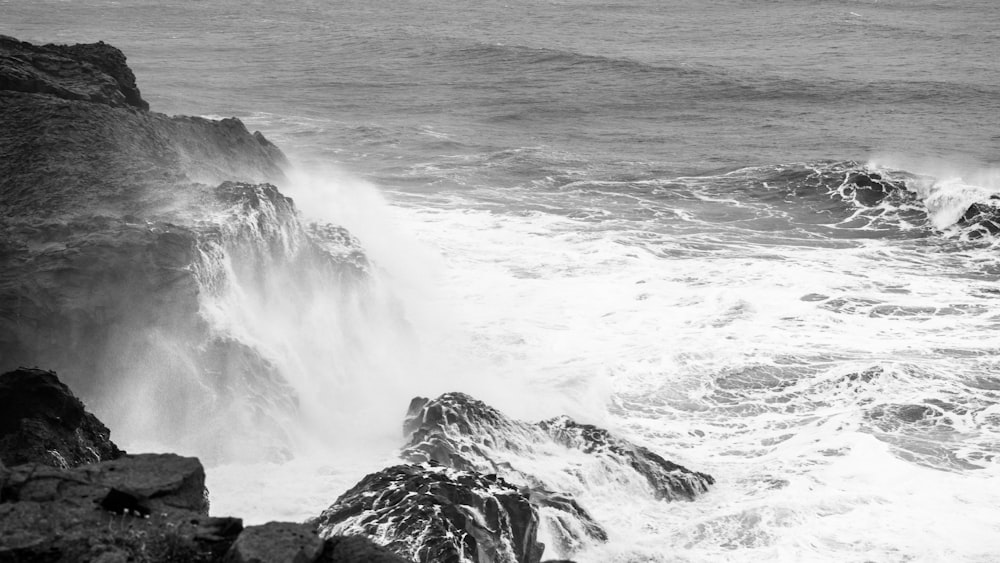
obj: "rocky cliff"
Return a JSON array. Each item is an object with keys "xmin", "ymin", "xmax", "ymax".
[{"xmin": 0, "ymin": 35, "xmax": 368, "ymax": 459}]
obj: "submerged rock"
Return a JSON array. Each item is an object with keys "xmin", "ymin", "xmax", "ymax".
[
  {"xmin": 0, "ymin": 367, "xmax": 123, "ymax": 468},
  {"xmin": 960, "ymin": 198, "xmax": 1000, "ymax": 238},
  {"xmin": 316, "ymin": 463, "xmax": 543, "ymax": 563},
  {"xmin": 843, "ymin": 171, "xmax": 906, "ymax": 206}
]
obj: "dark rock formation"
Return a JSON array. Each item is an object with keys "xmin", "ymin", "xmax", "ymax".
[
  {"xmin": 0, "ymin": 36, "xmax": 371, "ymax": 459},
  {"xmin": 960, "ymin": 197, "xmax": 1000, "ymax": 238},
  {"xmin": 538, "ymin": 415, "xmax": 714, "ymax": 502},
  {"xmin": 0, "ymin": 367, "xmax": 123, "ymax": 468},
  {"xmin": 0, "ymin": 453, "xmax": 238, "ymax": 562},
  {"xmin": 316, "ymin": 464, "xmax": 544, "ymax": 563},
  {"xmin": 226, "ymin": 523, "xmax": 410, "ymax": 563},
  {"xmin": 0, "ymin": 35, "xmax": 147, "ymax": 109},
  {"xmin": 401, "ymin": 393, "xmax": 713, "ymax": 558},
  {"xmin": 843, "ymin": 171, "xmax": 906, "ymax": 206}
]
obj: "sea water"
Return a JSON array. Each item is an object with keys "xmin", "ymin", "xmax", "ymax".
[{"xmin": 5, "ymin": 0, "xmax": 1000, "ymax": 560}]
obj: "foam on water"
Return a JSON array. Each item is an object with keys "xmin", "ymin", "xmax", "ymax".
[
  {"xmin": 869, "ymin": 154, "xmax": 1000, "ymax": 231},
  {"xmin": 380, "ymin": 182, "xmax": 1000, "ymax": 560}
]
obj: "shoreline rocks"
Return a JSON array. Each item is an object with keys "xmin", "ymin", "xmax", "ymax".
[
  {"xmin": 0, "ymin": 35, "xmax": 713, "ymax": 562},
  {"xmin": 0, "ymin": 367, "xmax": 123, "ymax": 468}
]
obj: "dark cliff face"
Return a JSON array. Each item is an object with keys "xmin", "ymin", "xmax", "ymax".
[
  {"xmin": 0, "ymin": 35, "xmax": 147, "ymax": 110},
  {"xmin": 0, "ymin": 367, "xmax": 123, "ymax": 468},
  {"xmin": 0, "ymin": 36, "xmax": 349, "ymax": 459}
]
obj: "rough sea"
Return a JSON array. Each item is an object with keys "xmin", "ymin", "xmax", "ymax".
[{"xmin": 5, "ymin": 0, "xmax": 1000, "ymax": 561}]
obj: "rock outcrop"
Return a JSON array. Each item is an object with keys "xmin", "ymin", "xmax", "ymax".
[
  {"xmin": 0, "ymin": 453, "xmax": 239, "ymax": 562},
  {"xmin": 0, "ymin": 367, "xmax": 123, "ymax": 468},
  {"xmin": 316, "ymin": 463, "xmax": 543, "ymax": 563},
  {"xmin": 960, "ymin": 197, "xmax": 1000, "ymax": 238},
  {"xmin": 401, "ymin": 393, "xmax": 713, "ymax": 558},
  {"xmin": 0, "ymin": 36, "xmax": 369, "ymax": 459},
  {"xmin": 0, "ymin": 35, "xmax": 147, "ymax": 109}
]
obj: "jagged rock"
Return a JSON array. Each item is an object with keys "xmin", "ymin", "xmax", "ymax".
[
  {"xmin": 0, "ymin": 36, "xmax": 379, "ymax": 460},
  {"xmin": 960, "ymin": 198, "xmax": 1000, "ymax": 238},
  {"xmin": 843, "ymin": 171, "xmax": 905, "ymax": 206},
  {"xmin": 0, "ymin": 34, "xmax": 147, "ymax": 109},
  {"xmin": 0, "ymin": 367, "xmax": 123, "ymax": 468},
  {"xmin": 402, "ymin": 393, "xmax": 714, "ymax": 558},
  {"xmin": 225, "ymin": 522, "xmax": 324, "ymax": 563},
  {"xmin": 0, "ymin": 453, "xmax": 240, "ymax": 562},
  {"xmin": 316, "ymin": 464, "xmax": 544, "ymax": 563},
  {"xmin": 537, "ymin": 416, "xmax": 714, "ymax": 502}
]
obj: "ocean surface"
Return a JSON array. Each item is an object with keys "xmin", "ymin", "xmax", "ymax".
[{"xmin": 5, "ymin": 0, "xmax": 1000, "ymax": 561}]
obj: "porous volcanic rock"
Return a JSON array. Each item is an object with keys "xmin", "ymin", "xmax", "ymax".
[
  {"xmin": 316, "ymin": 463, "xmax": 544, "ymax": 563},
  {"xmin": 0, "ymin": 367, "xmax": 123, "ymax": 468}
]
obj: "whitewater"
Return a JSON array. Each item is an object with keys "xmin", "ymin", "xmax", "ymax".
[{"xmin": 6, "ymin": 0, "xmax": 1000, "ymax": 561}]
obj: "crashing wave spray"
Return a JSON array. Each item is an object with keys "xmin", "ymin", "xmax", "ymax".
[
  {"xmin": 868, "ymin": 154, "xmax": 1000, "ymax": 232},
  {"xmin": 101, "ymin": 164, "xmax": 452, "ymax": 464}
]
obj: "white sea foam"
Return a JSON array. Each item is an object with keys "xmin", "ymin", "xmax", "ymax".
[{"xmin": 869, "ymin": 154, "xmax": 1000, "ymax": 231}]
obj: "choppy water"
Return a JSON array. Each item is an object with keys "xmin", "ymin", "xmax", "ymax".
[{"xmin": 5, "ymin": 0, "xmax": 1000, "ymax": 561}]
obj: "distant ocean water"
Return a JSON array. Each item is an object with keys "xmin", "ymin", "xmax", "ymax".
[{"xmin": 5, "ymin": 0, "xmax": 1000, "ymax": 561}]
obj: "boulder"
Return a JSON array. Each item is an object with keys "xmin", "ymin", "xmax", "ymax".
[
  {"xmin": 0, "ymin": 453, "xmax": 240, "ymax": 562},
  {"xmin": 316, "ymin": 463, "xmax": 543, "ymax": 563},
  {"xmin": 960, "ymin": 198, "xmax": 1000, "ymax": 238},
  {"xmin": 0, "ymin": 367, "xmax": 123, "ymax": 468}
]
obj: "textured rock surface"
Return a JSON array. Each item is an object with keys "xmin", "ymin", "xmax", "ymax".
[
  {"xmin": 0, "ymin": 453, "xmax": 239, "ymax": 562},
  {"xmin": 316, "ymin": 464, "xmax": 543, "ymax": 563},
  {"xmin": 323, "ymin": 535, "xmax": 412, "ymax": 563},
  {"xmin": 405, "ymin": 393, "xmax": 714, "ymax": 501},
  {"xmin": 960, "ymin": 197, "xmax": 1000, "ymax": 237},
  {"xmin": 842, "ymin": 171, "xmax": 906, "ymax": 206},
  {"xmin": 0, "ymin": 36, "xmax": 374, "ymax": 460},
  {"xmin": 402, "ymin": 393, "xmax": 714, "ymax": 558},
  {"xmin": 0, "ymin": 367, "xmax": 123, "ymax": 468},
  {"xmin": 537, "ymin": 416, "xmax": 714, "ymax": 502},
  {"xmin": 0, "ymin": 34, "xmax": 147, "ymax": 109},
  {"xmin": 225, "ymin": 522, "xmax": 324, "ymax": 563}
]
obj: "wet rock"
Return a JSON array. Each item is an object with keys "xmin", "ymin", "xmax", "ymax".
[
  {"xmin": 527, "ymin": 489, "xmax": 607, "ymax": 555},
  {"xmin": 401, "ymin": 393, "xmax": 713, "ymax": 558},
  {"xmin": 844, "ymin": 171, "xmax": 905, "ymax": 206},
  {"xmin": 316, "ymin": 463, "xmax": 543, "ymax": 563},
  {"xmin": 0, "ymin": 367, "xmax": 123, "ymax": 468},
  {"xmin": 0, "ymin": 453, "xmax": 240, "ymax": 562},
  {"xmin": 538, "ymin": 415, "xmax": 714, "ymax": 502},
  {"xmin": 960, "ymin": 199, "xmax": 1000, "ymax": 237},
  {"xmin": 225, "ymin": 522, "xmax": 324, "ymax": 563}
]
